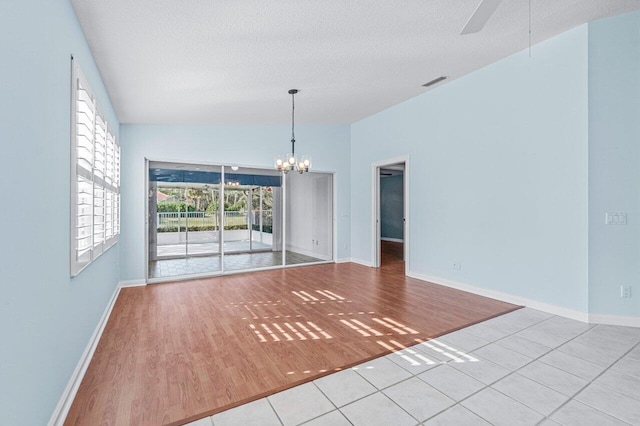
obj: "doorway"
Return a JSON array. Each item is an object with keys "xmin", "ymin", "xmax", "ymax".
[
  {"xmin": 372, "ymin": 156, "xmax": 409, "ymax": 271},
  {"xmin": 146, "ymin": 160, "xmax": 335, "ymax": 282}
]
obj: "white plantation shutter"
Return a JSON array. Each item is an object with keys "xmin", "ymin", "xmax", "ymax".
[
  {"xmin": 114, "ymin": 143, "xmax": 121, "ymax": 236},
  {"xmin": 76, "ymin": 177, "xmax": 93, "ymax": 259},
  {"xmin": 70, "ymin": 59, "xmax": 120, "ymax": 276},
  {"xmin": 94, "ymin": 112, "xmax": 106, "ymax": 180},
  {"xmin": 105, "ymin": 191, "xmax": 113, "ymax": 240},
  {"xmin": 72, "ymin": 66, "xmax": 96, "ymax": 272},
  {"xmin": 106, "ymin": 131, "xmax": 115, "ymax": 186},
  {"xmin": 93, "ymin": 110, "xmax": 107, "ymax": 254},
  {"xmin": 105, "ymin": 130, "xmax": 116, "ymax": 240}
]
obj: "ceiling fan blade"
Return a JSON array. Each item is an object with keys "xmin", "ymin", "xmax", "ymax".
[{"xmin": 460, "ymin": 0, "xmax": 503, "ymax": 35}]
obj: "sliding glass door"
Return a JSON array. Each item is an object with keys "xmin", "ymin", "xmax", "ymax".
[
  {"xmin": 185, "ymin": 182, "xmax": 219, "ymax": 257},
  {"xmin": 155, "ymin": 182, "xmax": 187, "ymax": 259},
  {"xmin": 223, "ymin": 167, "xmax": 284, "ymax": 272},
  {"xmin": 250, "ymin": 186, "xmax": 274, "ymax": 251},
  {"xmin": 148, "ymin": 163, "xmax": 222, "ymax": 279},
  {"xmin": 147, "ymin": 161, "xmax": 332, "ymax": 281}
]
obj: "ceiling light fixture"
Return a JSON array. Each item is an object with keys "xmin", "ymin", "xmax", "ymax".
[{"xmin": 275, "ymin": 89, "xmax": 311, "ymax": 174}]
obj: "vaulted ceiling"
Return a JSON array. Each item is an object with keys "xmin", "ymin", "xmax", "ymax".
[{"xmin": 71, "ymin": 0, "xmax": 640, "ymax": 124}]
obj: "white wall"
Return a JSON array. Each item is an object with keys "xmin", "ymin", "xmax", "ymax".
[
  {"xmin": 285, "ymin": 172, "xmax": 334, "ymax": 260},
  {"xmin": 119, "ymin": 124, "xmax": 350, "ymax": 280},
  {"xmin": 351, "ymin": 26, "xmax": 590, "ymax": 312}
]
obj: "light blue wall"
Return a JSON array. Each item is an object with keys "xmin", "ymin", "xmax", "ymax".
[
  {"xmin": 1, "ymin": 5, "xmax": 636, "ymax": 424},
  {"xmin": 380, "ymin": 175, "xmax": 404, "ymax": 240},
  {"xmin": 588, "ymin": 11, "xmax": 640, "ymax": 316},
  {"xmin": 0, "ymin": 0, "xmax": 121, "ymax": 424},
  {"xmin": 119, "ymin": 124, "xmax": 351, "ymax": 281},
  {"xmin": 351, "ymin": 26, "xmax": 590, "ymax": 312}
]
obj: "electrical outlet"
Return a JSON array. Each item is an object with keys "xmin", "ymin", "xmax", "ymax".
[
  {"xmin": 621, "ymin": 285, "xmax": 632, "ymax": 298},
  {"xmin": 453, "ymin": 261, "xmax": 462, "ymax": 270},
  {"xmin": 606, "ymin": 212, "xmax": 628, "ymax": 225}
]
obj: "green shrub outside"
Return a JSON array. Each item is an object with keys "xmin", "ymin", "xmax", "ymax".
[
  {"xmin": 157, "ymin": 202, "xmax": 195, "ymax": 212},
  {"xmin": 252, "ymin": 224, "xmax": 273, "ymax": 233},
  {"xmin": 160, "ymin": 201, "xmax": 245, "ymax": 212}
]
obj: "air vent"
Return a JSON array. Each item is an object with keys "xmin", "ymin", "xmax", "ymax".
[{"xmin": 422, "ymin": 76, "xmax": 447, "ymax": 88}]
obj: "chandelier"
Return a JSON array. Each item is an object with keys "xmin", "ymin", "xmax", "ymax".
[{"xmin": 275, "ymin": 89, "xmax": 311, "ymax": 174}]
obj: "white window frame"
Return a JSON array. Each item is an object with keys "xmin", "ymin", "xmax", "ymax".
[{"xmin": 70, "ymin": 59, "xmax": 120, "ymax": 276}]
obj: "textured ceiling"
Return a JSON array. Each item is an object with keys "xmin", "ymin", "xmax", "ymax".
[{"xmin": 70, "ymin": 0, "xmax": 640, "ymax": 124}]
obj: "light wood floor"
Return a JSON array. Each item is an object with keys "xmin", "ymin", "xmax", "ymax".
[{"xmin": 65, "ymin": 246, "xmax": 519, "ymax": 425}]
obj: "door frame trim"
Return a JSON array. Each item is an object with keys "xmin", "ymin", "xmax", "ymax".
[{"xmin": 144, "ymin": 158, "xmax": 149, "ymax": 282}]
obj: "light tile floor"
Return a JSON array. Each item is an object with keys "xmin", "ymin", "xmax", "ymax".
[{"xmin": 186, "ymin": 307, "xmax": 640, "ymax": 425}]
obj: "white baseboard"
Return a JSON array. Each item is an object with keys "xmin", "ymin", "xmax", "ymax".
[
  {"xmin": 406, "ymin": 270, "xmax": 591, "ymax": 323},
  {"xmin": 285, "ymin": 244, "xmax": 331, "ymax": 261},
  {"xmin": 120, "ymin": 279, "xmax": 146, "ymax": 287},
  {"xmin": 381, "ymin": 237, "xmax": 404, "ymax": 243},
  {"xmin": 350, "ymin": 258, "xmax": 375, "ymax": 268},
  {"xmin": 48, "ymin": 281, "xmax": 123, "ymax": 426},
  {"xmin": 406, "ymin": 271, "xmax": 640, "ymax": 328},
  {"xmin": 336, "ymin": 258, "xmax": 352, "ymax": 263},
  {"xmin": 589, "ymin": 313, "xmax": 640, "ymax": 328}
]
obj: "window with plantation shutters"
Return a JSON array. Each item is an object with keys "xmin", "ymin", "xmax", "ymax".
[{"xmin": 70, "ymin": 59, "xmax": 120, "ymax": 276}]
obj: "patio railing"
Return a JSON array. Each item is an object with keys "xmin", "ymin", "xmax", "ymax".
[{"xmin": 157, "ymin": 211, "xmax": 272, "ymax": 232}]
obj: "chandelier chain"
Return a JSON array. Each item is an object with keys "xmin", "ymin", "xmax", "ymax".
[
  {"xmin": 529, "ymin": 0, "xmax": 532, "ymax": 58},
  {"xmin": 291, "ymin": 91, "xmax": 296, "ymax": 154}
]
